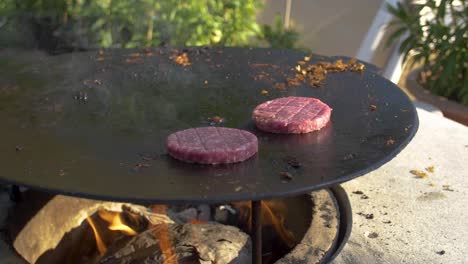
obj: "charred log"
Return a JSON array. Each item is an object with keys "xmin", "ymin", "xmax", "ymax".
[{"xmin": 100, "ymin": 223, "xmax": 251, "ymax": 264}]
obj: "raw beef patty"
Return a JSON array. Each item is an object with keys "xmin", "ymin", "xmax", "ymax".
[
  {"xmin": 252, "ymin": 96, "xmax": 332, "ymax": 134},
  {"xmin": 167, "ymin": 127, "xmax": 258, "ymax": 164}
]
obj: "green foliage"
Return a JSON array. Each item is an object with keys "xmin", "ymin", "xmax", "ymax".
[
  {"xmin": 386, "ymin": 0, "xmax": 468, "ymax": 105},
  {"xmin": 259, "ymin": 15, "xmax": 300, "ymax": 50},
  {"xmin": 0, "ymin": 0, "xmax": 264, "ymax": 48}
]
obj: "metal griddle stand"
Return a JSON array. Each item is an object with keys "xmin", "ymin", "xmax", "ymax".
[
  {"xmin": 9, "ymin": 185, "xmax": 22, "ymax": 203},
  {"xmin": 252, "ymin": 200, "xmax": 263, "ymax": 264}
]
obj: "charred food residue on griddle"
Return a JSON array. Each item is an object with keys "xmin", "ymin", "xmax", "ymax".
[{"xmin": 250, "ymin": 56, "xmax": 366, "ymax": 92}]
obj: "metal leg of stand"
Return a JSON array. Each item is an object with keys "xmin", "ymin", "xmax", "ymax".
[
  {"xmin": 252, "ymin": 200, "xmax": 262, "ymax": 264},
  {"xmin": 10, "ymin": 185, "xmax": 22, "ymax": 202}
]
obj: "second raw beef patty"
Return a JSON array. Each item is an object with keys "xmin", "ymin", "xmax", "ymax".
[
  {"xmin": 252, "ymin": 96, "xmax": 332, "ymax": 134},
  {"xmin": 167, "ymin": 127, "xmax": 258, "ymax": 164}
]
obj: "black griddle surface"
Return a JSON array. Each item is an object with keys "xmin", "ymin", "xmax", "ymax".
[{"xmin": 0, "ymin": 48, "xmax": 418, "ymax": 203}]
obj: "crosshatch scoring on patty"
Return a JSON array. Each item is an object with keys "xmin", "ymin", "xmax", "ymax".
[
  {"xmin": 167, "ymin": 127, "xmax": 258, "ymax": 164},
  {"xmin": 252, "ymin": 96, "xmax": 332, "ymax": 134}
]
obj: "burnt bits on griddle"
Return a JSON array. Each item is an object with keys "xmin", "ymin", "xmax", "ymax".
[
  {"xmin": 286, "ymin": 57, "xmax": 365, "ymax": 88},
  {"xmin": 283, "ymin": 156, "xmax": 302, "ymax": 168},
  {"xmin": 171, "ymin": 52, "xmax": 191, "ymax": 67},
  {"xmin": 249, "ymin": 56, "xmax": 366, "ymax": 95},
  {"xmin": 208, "ymin": 116, "xmax": 225, "ymax": 126},
  {"xmin": 280, "ymin": 172, "xmax": 293, "ymax": 183}
]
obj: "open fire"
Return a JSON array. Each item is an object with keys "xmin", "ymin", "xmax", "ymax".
[
  {"xmin": 85, "ymin": 200, "xmax": 298, "ymax": 264},
  {"xmin": 232, "ymin": 201, "xmax": 295, "ymax": 247},
  {"xmin": 149, "ymin": 205, "xmax": 178, "ymax": 264},
  {"xmin": 8, "ymin": 189, "xmax": 343, "ymax": 264},
  {"xmin": 8, "ymin": 190, "xmax": 348, "ymax": 264},
  {"xmin": 86, "ymin": 210, "xmax": 142, "ymax": 256}
]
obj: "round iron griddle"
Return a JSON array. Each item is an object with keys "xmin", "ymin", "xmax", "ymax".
[{"xmin": 0, "ymin": 47, "xmax": 418, "ymax": 204}]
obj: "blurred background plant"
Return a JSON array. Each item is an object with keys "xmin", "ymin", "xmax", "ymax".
[
  {"xmin": 0, "ymin": 0, "xmax": 302, "ymax": 52},
  {"xmin": 258, "ymin": 15, "xmax": 300, "ymax": 50},
  {"xmin": 386, "ymin": 0, "xmax": 467, "ymax": 105}
]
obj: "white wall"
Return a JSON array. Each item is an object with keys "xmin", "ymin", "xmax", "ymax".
[{"xmin": 257, "ymin": 0, "xmax": 385, "ymax": 61}]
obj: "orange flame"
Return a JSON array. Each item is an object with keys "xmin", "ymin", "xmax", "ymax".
[
  {"xmin": 262, "ymin": 202, "xmax": 295, "ymax": 248},
  {"xmin": 86, "ymin": 217, "xmax": 107, "ymax": 256},
  {"xmin": 232, "ymin": 201, "xmax": 296, "ymax": 248},
  {"xmin": 87, "ymin": 210, "xmax": 140, "ymax": 257},
  {"xmin": 150, "ymin": 205, "xmax": 178, "ymax": 264},
  {"xmin": 98, "ymin": 210, "xmax": 138, "ymax": 236}
]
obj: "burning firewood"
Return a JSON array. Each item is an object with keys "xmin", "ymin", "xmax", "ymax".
[{"xmin": 99, "ymin": 223, "xmax": 251, "ymax": 264}]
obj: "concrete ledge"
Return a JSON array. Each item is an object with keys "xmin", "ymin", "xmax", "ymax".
[
  {"xmin": 332, "ymin": 108, "xmax": 468, "ymax": 263},
  {"xmin": 413, "ymin": 100, "xmax": 443, "ymax": 116}
]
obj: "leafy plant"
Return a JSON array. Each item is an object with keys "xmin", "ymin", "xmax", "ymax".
[
  {"xmin": 259, "ymin": 15, "xmax": 300, "ymax": 50},
  {"xmin": 1, "ymin": 0, "xmax": 304, "ymax": 51},
  {"xmin": 0, "ymin": 0, "xmax": 264, "ymax": 50},
  {"xmin": 386, "ymin": 0, "xmax": 468, "ymax": 105}
]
